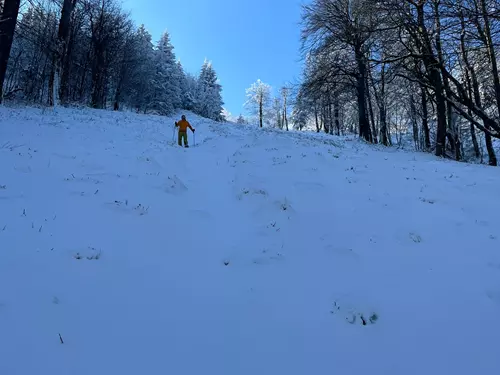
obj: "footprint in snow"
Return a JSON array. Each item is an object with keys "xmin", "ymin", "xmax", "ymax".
[
  {"xmin": 419, "ymin": 197, "xmax": 436, "ymax": 205},
  {"xmin": 276, "ymin": 198, "xmax": 294, "ymax": 213},
  {"xmin": 409, "ymin": 232, "xmax": 423, "ymax": 243},
  {"xmin": 330, "ymin": 296, "xmax": 379, "ymax": 327},
  {"xmin": 73, "ymin": 246, "xmax": 102, "ymax": 261},
  {"xmin": 236, "ymin": 187, "xmax": 268, "ymax": 201}
]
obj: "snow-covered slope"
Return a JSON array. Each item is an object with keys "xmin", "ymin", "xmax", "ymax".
[{"xmin": 1, "ymin": 106, "xmax": 499, "ymax": 375}]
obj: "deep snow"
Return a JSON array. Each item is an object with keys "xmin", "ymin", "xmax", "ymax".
[{"xmin": 1, "ymin": 106, "xmax": 499, "ymax": 375}]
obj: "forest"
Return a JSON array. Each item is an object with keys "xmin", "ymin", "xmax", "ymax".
[
  {"xmin": 0, "ymin": 0, "xmax": 224, "ymax": 120},
  {"xmin": 293, "ymin": 0, "xmax": 500, "ymax": 165}
]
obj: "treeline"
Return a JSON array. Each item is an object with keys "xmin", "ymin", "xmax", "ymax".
[
  {"xmin": 0, "ymin": 0, "xmax": 224, "ymax": 121},
  {"xmin": 295, "ymin": 0, "xmax": 500, "ymax": 165}
]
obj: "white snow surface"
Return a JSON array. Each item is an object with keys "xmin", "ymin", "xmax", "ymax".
[{"xmin": 1, "ymin": 106, "xmax": 499, "ymax": 375}]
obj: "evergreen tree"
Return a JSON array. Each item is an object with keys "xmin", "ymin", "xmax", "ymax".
[
  {"xmin": 237, "ymin": 114, "xmax": 246, "ymax": 124},
  {"xmin": 151, "ymin": 31, "xmax": 182, "ymax": 115},
  {"xmin": 196, "ymin": 59, "xmax": 224, "ymax": 121},
  {"xmin": 177, "ymin": 62, "xmax": 197, "ymax": 111}
]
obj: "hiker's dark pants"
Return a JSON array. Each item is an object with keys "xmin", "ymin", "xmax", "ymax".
[{"xmin": 178, "ymin": 131, "xmax": 188, "ymax": 146}]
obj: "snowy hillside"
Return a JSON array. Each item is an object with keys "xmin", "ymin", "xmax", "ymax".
[{"xmin": 1, "ymin": 106, "xmax": 499, "ymax": 375}]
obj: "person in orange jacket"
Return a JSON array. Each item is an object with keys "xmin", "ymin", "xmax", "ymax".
[{"xmin": 175, "ymin": 115, "xmax": 195, "ymax": 148}]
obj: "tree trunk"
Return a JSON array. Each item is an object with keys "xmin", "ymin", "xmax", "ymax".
[
  {"xmin": 455, "ymin": 118, "xmax": 462, "ymax": 161},
  {"xmin": 57, "ymin": 0, "xmax": 77, "ymax": 105},
  {"xmin": 379, "ymin": 105, "xmax": 388, "ymax": 146},
  {"xmin": 466, "ymin": 75, "xmax": 481, "ymax": 159},
  {"xmin": 419, "ymin": 85, "xmax": 431, "ymax": 150},
  {"xmin": 431, "ymin": 74, "xmax": 447, "ymax": 157},
  {"xmin": 114, "ymin": 75, "xmax": 123, "ymax": 111},
  {"xmin": 459, "ymin": 8, "xmax": 481, "ymax": 159},
  {"xmin": 259, "ymin": 96, "xmax": 263, "ymax": 128},
  {"xmin": 334, "ymin": 96, "xmax": 340, "ymax": 136},
  {"xmin": 485, "ymin": 132, "xmax": 497, "ymax": 166},
  {"xmin": 328, "ymin": 90, "xmax": 334, "ymax": 135},
  {"xmin": 279, "ymin": 108, "xmax": 283, "ymax": 129},
  {"xmin": 284, "ymin": 105, "xmax": 288, "ymax": 131},
  {"xmin": 48, "ymin": 55, "xmax": 56, "ymax": 106},
  {"xmin": 410, "ymin": 93, "xmax": 419, "ymax": 150},
  {"xmin": 314, "ymin": 105, "xmax": 321, "ymax": 132},
  {"xmin": 91, "ymin": 47, "xmax": 105, "ymax": 108},
  {"xmin": 322, "ymin": 103, "xmax": 329, "ymax": 134},
  {"xmin": 282, "ymin": 91, "xmax": 289, "ymax": 131},
  {"xmin": 470, "ymin": 124, "xmax": 480, "ymax": 158},
  {"xmin": 366, "ymin": 75, "xmax": 377, "ymax": 144},
  {"xmin": 370, "ymin": 60, "xmax": 388, "ymax": 146},
  {"xmin": 0, "ymin": 0, "xmax": 21, "ymax": 103},
  {"xmin": 355, "ymin": 47, "xmax": 371, "ymax": 141},
  {"xmin": 434, "ymin": 0, "xmax": 455, "ymax": 154},
  {"xmin": 415, "ymin": 3, "xmax": 446, "ymax": 156}
]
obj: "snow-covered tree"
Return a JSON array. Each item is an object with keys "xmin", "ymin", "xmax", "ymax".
[
  {"xmin": 150, "ymin": 31, "xmax": 183, "ymax": 115},
  {"xmin": 181, "ymin": 72, "xmax": 199, "ymax": 111},
  {"xmin": 245, "ymin": 79, "xmax": 272, "ymax": 128},
  {"xmin": 195, "ymin": 59, "xmax": 224, "ymax": 121},
  {"xmin": 236, "ymin": 114, "xmax": 246, "ymax": 124}
]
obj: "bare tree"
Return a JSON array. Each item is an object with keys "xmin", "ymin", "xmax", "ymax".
[
  {"xmin": 301, "ymin": 0, "xmax": 379, "ymax": 141},
  {"xmin": 296, "ymin": 0, "xmax": 500, "ymax": 166}
]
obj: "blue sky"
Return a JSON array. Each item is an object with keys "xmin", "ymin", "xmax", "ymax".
[{"xmin": 122, "ymin": 0, "xmax": 304, "ymax": 117}]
